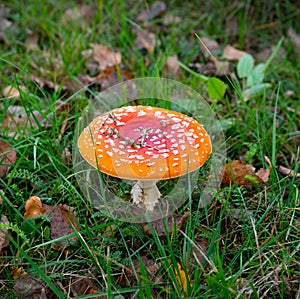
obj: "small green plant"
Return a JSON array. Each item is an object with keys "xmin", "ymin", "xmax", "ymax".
[
  {"xmin": 175, "ymin": 59, "xmax": 227, "ymax": 100},
  {"xmin": 237, "ymin": 37, "xmax": 284, "ymax": 99}
]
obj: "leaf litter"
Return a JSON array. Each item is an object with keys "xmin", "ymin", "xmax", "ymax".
[
  {"xmin": 136, "ymin": 1, "xmax": 167, "ymax": 23},
  {"xmin": 162, "ymin": 54, "xmax": 181, "ymax": 78},
  {"xmin": 0, "ymin": 215, "xmax": 11, "ymax": 251},
  {"xmin": 82, "ymin": 44, "xmax": 122, "ymax": 73},
  {"xmin": 142, "ymin": 210, "xmax": 190, "ymax": 237},
  {"xmin": 13, "ymin": 274, "xmax": 47, "ymax": 299},
  {"xmin": 221, "ymin": 158, "xmax": 272, "ymax": 186},
  {"xmin": 1, "ymin": 99, "xmax": 68, "ymax": 137},
  {"xmin": 222, "ymin": 45, "xmax": 248, "ymax": 61},
  {"xmin": 0, "ymin": 140, "xmax": 17, "ymax": 178},
  {"xmin": 132, "ymin": 27, "xmax": 158, "ymax": 54},
  {"xmin": 24, "ymin": 196, "xmax": 80, "ymax": 248}
]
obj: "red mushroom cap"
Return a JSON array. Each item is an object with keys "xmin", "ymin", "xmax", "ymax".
[{"xmin": 78, "ymin": 106, "xmax": 212, "ymax": 180}]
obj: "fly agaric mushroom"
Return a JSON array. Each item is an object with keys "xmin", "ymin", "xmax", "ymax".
[{"xmin": 78, "ymin": 106, "xmax": 212, "ymax": 212}]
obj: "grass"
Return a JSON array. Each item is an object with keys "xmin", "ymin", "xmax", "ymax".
[{"xmin": 0, "ymin": 0, "xmax": 299, "ymax": 298}]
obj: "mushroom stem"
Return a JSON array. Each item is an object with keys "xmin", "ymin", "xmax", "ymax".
[{"xmin": 131, "ymin": 180, "xmax": 162, "ymax": 212}]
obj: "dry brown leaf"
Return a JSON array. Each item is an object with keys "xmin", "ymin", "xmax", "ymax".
[
  {"xmin": 14, "ymin": 274, "xmax": 47, "ymax": 299},
  {"xmin": 0, "ymin": 141, "xmax": 16, "ymax": 178},
  {"xmin": 136, "ymin": 256, "xmax": 160, "ymax": 281},
  {"xmin": 61, "ymin": 75, "xmax": 97, "ymax": 93},
  {"xmin": 24, "ymin": 196, "xmax": 46, "ymax": 218},
  {"xmin": 200, "ymin": 37, "xmax": 220, "ymax": 55},
  {"xmin": 162, "ymin": 54, "xmax": 180, "ymax": 78},
  {"xmin": 82, "ymin": 44, "xmax": 122, "ymax": 73},
  {"xmin": 96, "ymin": 66, "xmax": 132, "ymax": 90},
  {"xmin": 24, "ymin": 197, "xmax": 79, "ymax": 247},
  {"xmin": 211, "ymin": 57, "xmax": 230, "ymax": 76},
  {"xmin": 62, "ymin": 147, "xmax": 72, "ymax": 165},
  {"xmin": 30, "ymin": 73, "xmax": 60, "ymax": 91},
  {"xmin": 255, "ymin": 156, "xmax": 272, "ymax": 183},
  {"xmin": 12, "ymin": 266, "xmax": 27, "ymax": 280},
  {"xmin": 162, "ymin": 14, "xmax": 182, "ymax": 25},
  {"xmin": 221, "ymin": 160, "xmax": 264, "ymax": 186},
  {"xmin": 288, "ymin": 28, "xmax": 300, "ymax": 54},
  {"xmin": 188, "ymin": 60, "xmax": 229, "ymax": 77},
  {"xmin": 71, "ymin": 277, "xmax": 102, "ymax": 298},
  {"xmin": 0, "ymin": 7, "xmax": 18, "ymax": 45},
  {"xmin": 143, "ymin": 210, "xmax": 190, "ymax": 237},
  {"xmin": 132, "ymin": 27, "xmax": 157, "ymax": 53},
  {"xmin": 125, "ymin": 255, "xmax": 161, "ymax": 286},
  {"xmin": 25, "ymin": 29, "xmax": 38, "ymax": 50},
  {"xmin": 0, "ymin": 215, "xmax": 11, "ymax": 251},
  {"xmin": 185, "ymin": 238, "xmax": 208, "ymax": 274},
  {"xmin": 2, "ymin": 85, "xmax": 25, "ymax": 99},
  {"xmin": 256, "ymin": 45, "xmax": 286, "ymax": 63},
  {"xmin": 1, "ymin": 105, "xmax": 38, "ymax": 136},
  {"xmin": 1, "ymin": 100, "xmax": 68, "ymax": 137},
  {"xmin": 222, "ymin": 45, "xmax": 248, "ymax": 61},
  {"xmin": 44, "ymin": 203, "xmax": 79, "ymax": 245},
  {"xmin": 63, "ymin": 4, "xmax": 98, "ymax": 22},
  {"xmin": 277, "ymin": 165, "xmax": 300, "ymax": 178},
  {"xmin": 137, "ymin": 1, "xmax": 167, "ymax": 22}
]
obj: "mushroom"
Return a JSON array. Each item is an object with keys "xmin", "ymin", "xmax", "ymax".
[{"xmin": 78, "ymin": 106, "xmax": 212, "ymax": 212}]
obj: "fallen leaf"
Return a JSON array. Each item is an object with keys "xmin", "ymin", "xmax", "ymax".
[
  {"xmin": 255, "ymin": 45, "xmax": 286, "ymax": 63},
  {"xmin": 188, "ymin": 60, "xmax": 229, "ymax": 77},
  {"xmin": 0, "ymin": 141, "xmax": 17, "ymax": 178},
  {"xmin": 82, "ymin": 44, "xmax": 122, "ymax": 73},
  {"xmin": 71, "ymin": 277, "xmax": 102, "ymax": 298},
  {"xmin": 125, "ymin": 255, "xmax": 161, "ymax": 286},
  {"xmin": 222, "ymin": 45, "xmax": 248, "ymax": 61},
  {"xmin": 96, "ymin": 66, "xmax": 132, "ymax": 90},
  {"xmin": 1, "ymin": 105, "xmax": 42, "ymax": 129},
  {"xmin": 24, "ymin": 197, "xmax": 79, "ymax": 248},
  {"xmin": 221, "ymin": 160, "xmax": 264, "ymax": 186},
  {"xmin": 162, "ymin": 54, "xmax": 181, "ymax": 78},
  {"xmin": 211, "ymin": 57, "xmax": 230, "ymax": 76},
  {"xmin": 1, "ymin": 100, "xmax": 68, "ymax": 137},
  {"xmin": 63, "ymin": 4, "xmax": 98, "ymax": 22},
  {"xmin": 200, "ymin": 37, "xmax": 220, "ymax": 56},
  {"xmin": 277, "ymin": 165, "xmax": 300, "ymax": 178},
  {"xmin": 184, "ymin": 238, "xmax": 208, "ymax": 274},
  {"xmin": 12, "ymin": 266, "xmax": 27, "ymax": 280},
  {"xmin": 24, "ymin": 196, "xmax": 46, "ymax": 218},
  {"xmin": 44, "ymin": 203, "xmax": 79, "ymax": 246},
  {"xmin": 62, "ymin": 147, "xmax": 72, "ymax": 165},
  {"xmin": 24, "ymin": 29, "xmax": 38, "ymax": 50},
  {"xmin": 143, "ymin": 210, "xmax": 190, "ymax": 237},
  {"xmin": 0, "ymin": 6, "xmax": 18, "ymax": 45},
  {"xmin": 0, "ymin": 215, "xmax": 11, "ymax": 251},
  {"xmin": 162, "ymin": 14, "xmax": 182, "ymax": 25},
  {"xmin": 137, "ymin": 256, "xmax": 160, "ymax": 281},
  {"xmin": 2, "ymin": 85, "xmax": 25, "ymax": 99},
  {"xmin": 288, "ymin": 28, "xmax": 300, "ymax": 54},
  {"xmin": 29, "ymin": 50, "xmax": 64, "ymax": 74},
  {"xmin": 30, "ymin": 73, "xmax": 60, "ymax": 91},
  {"xmin": 14, "ymin": 274, "xmax": 47, "ymax": 299},
  {"xmin": 255, "ymin": 156, "xmax": 272, "ymax": 183},
  {"xmin": 132, "ymin": 27, "xmax": 157, "ymax": 53},
  {"xmin": 61, "ymin": 75, "xmax": 97, "ymax": 93},
  {"xmin": 137, "ymin": 1, "xmax": 167, "ymax": 22}
]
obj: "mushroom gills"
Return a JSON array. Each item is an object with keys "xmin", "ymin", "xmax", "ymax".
[{"xmin": 131, "ymin": 180, "xmax": 161, "ymax": 212}]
